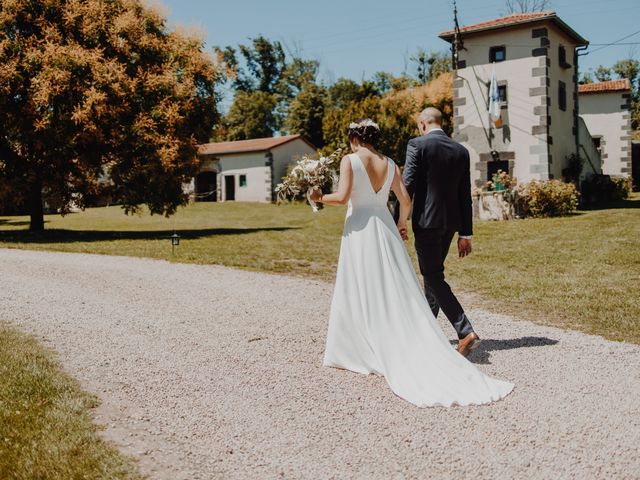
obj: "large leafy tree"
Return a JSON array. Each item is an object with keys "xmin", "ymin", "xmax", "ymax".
[
  {"xmin": 327, "ymin": 78, "xmax": 380, "ymax": 110},
  {"xmin": 224, "ymin": 91, "xmax": 278, "ymax": 140},
  {"xmin": 216, "ymin": 36, "xmax": 289, "ymax": 139},
  {"xmin": 284, "ymin": 83, "xmax": 327, "ymax": 147},
  {"xmin": 0, "ymin": 0, "xmax": 220, "ymax": 231},
  {"xmin": 277, "ymin": 57, "xmax": 320, "ymax": 102},
  {"xmin": 235, "ymin": 36, "xmax": 286, "ymax": 94},
  {"xmin": 322, "ymin": 73, "xmax": 453, "ymax": 163}
]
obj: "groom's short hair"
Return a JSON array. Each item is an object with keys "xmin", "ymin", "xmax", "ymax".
[{"xmin": 419, "ymin": 107, "xmax": 442, "ymax": 125}]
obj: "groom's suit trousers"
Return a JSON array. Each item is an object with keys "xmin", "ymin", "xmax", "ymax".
[{"xmin": 414, "ymin": 228, "xmax": 474, "ymax": 340}]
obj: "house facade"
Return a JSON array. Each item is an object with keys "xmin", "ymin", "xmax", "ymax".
[
  {"xmin": 439, "ymin": 12, "xmax": 603, "ymax": 188},
  {"xmin": 193, "ymin": 135, "xmax": 316, "ymax": 203},
  {"xmin": 578, "ymin": 79, "xmax": 633, "ymax": 177}
]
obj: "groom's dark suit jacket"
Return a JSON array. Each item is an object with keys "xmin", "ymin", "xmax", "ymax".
[{"xmin": 402, "ymin": 130, "xmax": 473, "ymax": 236}]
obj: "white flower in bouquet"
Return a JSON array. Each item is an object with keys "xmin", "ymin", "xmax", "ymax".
[{"xmin": 276, "ymin": 148, "xmax": 343, "ymax": 212}]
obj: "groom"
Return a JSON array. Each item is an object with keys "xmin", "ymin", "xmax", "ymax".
[{"xmin": 397, "ymin": 107, "xmax": 480, "ymax": 357}]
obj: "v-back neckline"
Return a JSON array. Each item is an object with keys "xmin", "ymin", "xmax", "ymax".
[{"xmin": 353, "ymin": 154, "xmax": 389, "ymax": 195}]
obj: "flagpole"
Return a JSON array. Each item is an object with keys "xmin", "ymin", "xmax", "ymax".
[{"xmin": 489, "ymin": 63, "xmax": 494, "ymax": 150}]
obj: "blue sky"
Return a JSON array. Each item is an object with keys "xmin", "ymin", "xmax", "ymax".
[{"xmin": 157, "ymin": 0, "xmax": 639, "ymax": 97}]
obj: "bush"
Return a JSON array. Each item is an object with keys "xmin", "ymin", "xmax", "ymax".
[
  {"xmin": 562, "ymin": 153, "xmax": 584, "ymax": 184},
  {"xmin": 516, "ymin": 180, "xmax": 579, "ymax": 218},
  {"xmin": 580, "ymin": 175, "xmax": 631, "ymax": 204},
  {"xmin": 611, "ymin": 177, "xmax": 632, "ymax": 200}
]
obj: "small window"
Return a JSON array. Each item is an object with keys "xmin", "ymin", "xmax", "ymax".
[
  {"xmin": 498, "ymin": 85, "xmax": 507, "ymax": 103},
  {"xmin": 239, "ymin": 174, "xmax": 247, "ymax": 187},
  {"xmin": 489, "ymin": 46, "xmax": 506, "ymax": 62},
  {"xmin": 487, "ymin": 160, "xmax": 510, "ymax": 181},
  {"xmin": 558, "ymin": 81, "xmax": 567, "ymax": 111},
  {"xmin": 592, "ymin": 136, "xmax": 602, "ymax": 153},
  {"xmin": 558, "ymin": 45, "xmax": 571, "ymax": 68},
  {"xmin": 487, "ymin": 84, "xmax": 508, "ymax": 105}
]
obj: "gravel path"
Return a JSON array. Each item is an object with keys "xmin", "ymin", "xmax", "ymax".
[{"xmin": 1, "ymin": 248, "xmax": 639, "ymax": 479}]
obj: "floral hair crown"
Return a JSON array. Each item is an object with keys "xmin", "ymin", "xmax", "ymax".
[{"xmin": 348, "ymin": 119, "xmax": 380, "ymax": 130}]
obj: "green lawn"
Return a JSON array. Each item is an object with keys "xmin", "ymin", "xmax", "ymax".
[
  {"xmin": 0, "ymin": 323, "xmax": 141, "ymax": 480},
  {"xmin": 1, "ymin": 195, "xmax": 639, "ymax": 343}
]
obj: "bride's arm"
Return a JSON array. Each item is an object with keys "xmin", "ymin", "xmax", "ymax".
[
  {"xmin": 309, "ymin": 156, "xmax": 352, "ymax": 206},
  {"xmin": 391, "ymin": 164, "xmax": 412, "ymax": 240}
]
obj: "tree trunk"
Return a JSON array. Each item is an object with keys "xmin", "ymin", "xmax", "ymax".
[{"xmin": 29, "ymin": 180, "xmax": 44, "ymax": 232}]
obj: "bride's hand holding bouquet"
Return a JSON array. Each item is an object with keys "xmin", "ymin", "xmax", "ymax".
[{"xmin": 275, "ymin": 148, "xmax": 343, "ymax": 212}]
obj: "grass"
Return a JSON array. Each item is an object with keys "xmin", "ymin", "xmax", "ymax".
[
  {"xmin": 1, "ymin": 194, "xmax": 639, "ymax": 343},
  {"xmin": 0, "ymin": 323, "xmax": 141, "ymax": 480}
]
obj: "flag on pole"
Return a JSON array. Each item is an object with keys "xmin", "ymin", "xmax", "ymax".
[{"xmin": 488, "ymin": 64, "xmax": 503, "ymax": 128}]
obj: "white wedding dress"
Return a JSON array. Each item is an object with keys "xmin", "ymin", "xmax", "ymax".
[{"xmin": 323, "ymin": 154, "xmax": 514, "ymax": 407}]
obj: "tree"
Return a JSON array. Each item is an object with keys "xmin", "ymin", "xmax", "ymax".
[
  {"xmin": 215, "ymin": 38, "xmax": 321, "ymax": 139},
  {"xmin": 612, "ymin": 59, "xmax": 640, "ymax": 89},
  {"xmin": 0, "ymin": 0, "xmax": 220, "ymax": 231},
  {"xmin": 222, "ymin": 36, "xmax": 286, "ymax": 94},
  {"xmin": 411, "ymin": 48, "xmax": 430, "ymax": 84},
  {"xmin": 372, "ymin": 71, "xmax": 414, "ymax": 94},
  {"xmin": 277, "ymin": 57, "xmax": 320, "ymax": 102},
  {"xmin": 504, "ymin": 0, "xmax": 550, "ymax": 13},
  {"xmin": 321, "ymin": 73, "xmax": 454, "ymax": 163},
  {"xmin": 224, "ymin": 91, "xmax": 278, "ymax": 140},
  {"xmin": 322, "ymin": 96, "xmax": 383, "ymax": 155},
  {"xmin": 327, "ymin": 78, "xmax": 380, "ymax": 110},
  {"xmin": 580, "ymin": 71, "xmax": 594, "ymax": 84},
  {"xmin": 587, "ymin": 58, "xmax": 640, "ymax": 130},
  {"xmin": 284, "ymin": 84, "xmax": 327, "ymax": 147},
  {"xmin": 410, "ymin": 49, "xmax": 451, "ymax": 84},
  {"xmin": 613, "ymin": 59, "xmax": 640, "ymax": 130},
  {"xmin": 594, "ymin": 65, "xmax": 613, "ymax": 82},
  {"xmin": 426, "ymin": 51, "xmax": 452, "ymax": 82}
]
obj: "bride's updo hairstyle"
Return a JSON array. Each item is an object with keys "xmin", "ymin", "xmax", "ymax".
[{"xmin": 347, "ymin": 118, "xmax": 381, "ymax": 147}]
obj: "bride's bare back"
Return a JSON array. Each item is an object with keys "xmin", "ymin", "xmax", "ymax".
[{"xmin": 354, "ymin": 150, "xmax": 389, "ymax": 194}]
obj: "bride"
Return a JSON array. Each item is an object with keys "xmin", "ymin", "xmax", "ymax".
[{"xmin": 310, "ymin": 118, "xmax": 513, "ymax": 407}]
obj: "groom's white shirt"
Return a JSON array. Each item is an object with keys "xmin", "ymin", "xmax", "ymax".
[{"xmin": 425, "ymin": 127, "xmax": 472, "ymax": 240}]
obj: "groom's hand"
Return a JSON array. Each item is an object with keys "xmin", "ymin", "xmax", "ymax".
[{"xmin": 458, "ymin": 238, "xmax": 472, "ymax": 258}]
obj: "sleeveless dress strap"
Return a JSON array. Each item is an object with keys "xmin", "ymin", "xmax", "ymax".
[{"xmin": 386, "ymin": 157, "xmax": 394, "ymax": 187}]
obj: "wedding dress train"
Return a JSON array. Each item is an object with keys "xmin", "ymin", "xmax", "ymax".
[{"xmin": 323, "ymin": 153, "xmax": 514, "ymax": 407}]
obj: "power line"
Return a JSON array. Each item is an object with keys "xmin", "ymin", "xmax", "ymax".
[
  {"xmin": 588, "ymin": 28, "xmax": 640, "ymax": 54},
  {"xmin": 562, "ymin": 5, "xmax": 640, "ymax": 19},
  {"xmin": 459, "ymin": 42, "xmax": 640, "ymax": 47},
  {"xmin": 589, "ymin": 42, "xmax": 640, "ymax": 47},
  {"xmin": 302, "ymin": 7, "xmax": 503, "ymax": 50},
  {"xmin": 306, "ymin": 4, "xmax": 640, "ymax": 56}
]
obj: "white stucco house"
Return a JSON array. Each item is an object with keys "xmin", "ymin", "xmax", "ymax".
[
  {"xmin": 439, "ymin": 11, "xmax": 613, "ymax": 187},
  {"xmin": 192, "ymin": 135, "xmax": 316, "ymax": 202},
  {"xmin": 578, "ymin": 79, "xmax": 633, "ymax": 177}
]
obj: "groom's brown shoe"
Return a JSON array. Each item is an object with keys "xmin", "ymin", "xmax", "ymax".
[{"xmin": 458, "ymin": 332, "xmax": 481, "ymax": 357}]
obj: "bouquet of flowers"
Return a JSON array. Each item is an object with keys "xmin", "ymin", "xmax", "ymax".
[{"xmin": 276, "ymin": 148, "xmax": 343, "ymax": 212}]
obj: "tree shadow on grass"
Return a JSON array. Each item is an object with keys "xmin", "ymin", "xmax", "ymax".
[
  {"xmin": 451, "ymin": 336, "xmax": 559, "ymax": 365},
  {"xmin": 0, "ymin": 227, "xmax": 298, "ymax": 244},
  {"xmin": 581, "ymin": 197, "xmax": 640, "ymax": 210},
  {"xmin": 0, "ymin": 219, "xmax": 47, "ymax": 227}
]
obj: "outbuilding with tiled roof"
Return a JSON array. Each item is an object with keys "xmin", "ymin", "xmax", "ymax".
[
  {"xmin": 578, "ymin": 79, "xmax": 632, "ymax": 94},
  {"xmin": 579, "ymin": 80, "xmax": 633, "ymax": 177},
  {"xmin": 190, "ymin": 135, "xmax": 316, "ymax": 203}
]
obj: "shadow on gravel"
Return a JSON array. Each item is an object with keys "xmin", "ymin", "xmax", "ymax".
[
  {"xmin": 466, "ymin": 336, "xmax": 559, "ymax": 365},
  {"xmin": 0, "ymin": 227, "xmax": 298, "ymax": 243}
]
